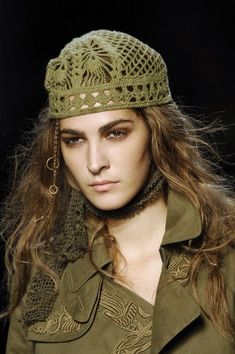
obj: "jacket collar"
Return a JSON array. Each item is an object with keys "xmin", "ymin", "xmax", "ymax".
[
  {"xmin": 161, "ymin": 188, "xmax": 202, "ymax": 246},
  {"xmin": 61, "ymin": 241, "xmax": 112, "ymax": 294}
]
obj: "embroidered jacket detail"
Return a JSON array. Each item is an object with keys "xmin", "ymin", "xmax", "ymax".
[
  {"xmin": 99, "ymin": 280, "xmax": 152, "ymax": 354},
  {"xmin": 29, "ymin": 304, "xmax": 81, "ymax": 334},
  {"xmin": 168, "ymin": 252, "xmax": 191, "ymax": 285}
]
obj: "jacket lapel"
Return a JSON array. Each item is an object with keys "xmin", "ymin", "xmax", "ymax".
[
  {"xmin": 59, "ymin": 241, "xmax": 112, "ymax": 322},
  {"xmin": 150, "ymin": 265, "xmax": 201, "ymax": 353},
  {"xmin": 150, "ymin": 189, "xmax": 202, "ymax": 353}
]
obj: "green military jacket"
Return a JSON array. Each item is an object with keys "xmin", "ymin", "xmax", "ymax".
[{"xmin": 6, "ymin": 189, "xmax": 235, "ymax": 353}]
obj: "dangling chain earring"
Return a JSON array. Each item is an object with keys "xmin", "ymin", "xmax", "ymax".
[
  {"xmin": 46, "ymin": 120, "xmax": 60, "ymax": 195},
  {"xmin": 35, "ymin": 121, "xmax": 60, "ymax": 223}
]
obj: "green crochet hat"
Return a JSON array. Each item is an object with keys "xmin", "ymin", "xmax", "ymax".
[{"xmin": 45, "ymin": 29, "xmax": 173, "ymax": 119}]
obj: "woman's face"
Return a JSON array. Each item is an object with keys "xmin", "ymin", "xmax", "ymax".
[{"xmin": 60, "ymin": 109, "xmax": 151, "ymax": 210}]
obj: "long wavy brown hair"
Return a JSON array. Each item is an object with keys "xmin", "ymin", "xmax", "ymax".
[{"xmin": 1, "ymin": 103, "xmax": 235, "ymax": 340}]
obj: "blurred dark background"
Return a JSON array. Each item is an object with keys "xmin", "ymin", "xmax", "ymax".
[{"xmin": 0, "ymin": 0, "xmax": 234, "ymax": 351}]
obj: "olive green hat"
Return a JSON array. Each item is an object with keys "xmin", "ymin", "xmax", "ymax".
[{"xmin": 45, "ymin": 29, "xmax": 172, "ymax": 119}]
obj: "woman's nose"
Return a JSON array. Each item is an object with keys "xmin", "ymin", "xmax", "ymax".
[{"xmin": 87, "ymin": 142, "xmax": 110, "ymax": 174}]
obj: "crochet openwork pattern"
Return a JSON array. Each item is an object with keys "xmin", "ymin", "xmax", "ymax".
[{"xmin": 45, "ymin": 30, "xmax": 172, "ymax": 118}]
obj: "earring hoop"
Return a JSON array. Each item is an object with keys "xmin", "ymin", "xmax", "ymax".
[
  {"xmin": 46, "ymin": 157, "xmax": 60, "ymax": 171},
  {"xmin": 49, "ymin": 184, "xmax": 59, "ymax": 195}
]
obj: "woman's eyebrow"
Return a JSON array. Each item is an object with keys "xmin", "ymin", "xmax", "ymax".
[
  {"xmin": 60, "ymin": 119, "xmax": 133, "ymax": 135},
  {"xmin": 99, "ymin": 119, "xmax": 133, "ymax": 134},
  {"xmin": 60, "ymin": 128, "xmax": 85, "ymax": 136}
]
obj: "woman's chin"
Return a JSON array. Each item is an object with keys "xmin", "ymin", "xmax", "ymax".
[{"xmin": 86, "ymin": 195, "xmax": 130, "ymax": 211}]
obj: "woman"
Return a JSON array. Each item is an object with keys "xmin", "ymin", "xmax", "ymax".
[{"xmin": 2, "ymin": 29, "xmax": 235, "ymax": 353}]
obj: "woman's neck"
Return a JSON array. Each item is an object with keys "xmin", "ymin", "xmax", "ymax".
[
  {"xmin": 107, "ymin": 196, "xmax": 167, "ymax": 304},
  {"xmin": 107, "ymin": 196, "xmax": 167, "ymax": 259}
]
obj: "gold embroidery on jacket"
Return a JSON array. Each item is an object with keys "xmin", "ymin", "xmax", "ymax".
[
  {"xmin": 99, "ymin": 280, "xmax": 152, "ymax": 354},
  {"xmin": 29, "ymin": 305, "xmax": 81, "ymax": 334},
  {"xmin": 168, "ymin": 253, "xmax": 191, "ymax": 285}
]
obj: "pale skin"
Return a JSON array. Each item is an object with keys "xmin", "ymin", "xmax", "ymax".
[{"xmin": 60, "ymin": 109, "xmax": 167, "ymax": 305}]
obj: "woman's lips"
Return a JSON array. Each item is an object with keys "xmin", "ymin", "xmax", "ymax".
[{"xmin": 90, "ymin": 181, "xmax": 118, "ymax": 192}]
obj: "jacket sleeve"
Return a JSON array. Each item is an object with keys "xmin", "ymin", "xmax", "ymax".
[{"xmin": 6, "ymin": 305, "xmax": 34, "ymax": 354}]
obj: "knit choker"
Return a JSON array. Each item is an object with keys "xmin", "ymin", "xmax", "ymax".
[
  {"xmin": 84, "ymin": 168, "xmax": 164, "ymax": 219},
  {"xmin": 20, "ymin": 167, "xmax": 165, "ymax": 327}
]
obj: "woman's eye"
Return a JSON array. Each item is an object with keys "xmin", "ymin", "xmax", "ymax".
[
  {"xmin": 62, "ymin": 137, "xmax": 85, "ymax": 147},
  {"xmin": 107, "ymin": 130, "xmax": 127, "ymax": 140}
]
